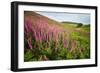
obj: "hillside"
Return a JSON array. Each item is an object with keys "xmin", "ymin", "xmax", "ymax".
[{"xmin": 24, "ymin": 11, "xmax": 62, "ymax": 27}]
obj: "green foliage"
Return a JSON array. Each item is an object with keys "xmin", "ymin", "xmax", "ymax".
[{"xmin": 24, "ymin": 50, "xmax": 34, "ymax": 61}]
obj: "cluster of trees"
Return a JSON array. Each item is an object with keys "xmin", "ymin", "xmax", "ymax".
[
  {"xmin": 76, "ymin": 23, "xmax": 83, "ymax": 28},
  {"xmin": 76, "ymin": 23, "xmax": 90, "ymax": 28}
]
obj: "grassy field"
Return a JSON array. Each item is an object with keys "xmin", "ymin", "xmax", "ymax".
[{"xmin": 24, "ymin": 11, "xmax": 90, "ymax": 62}]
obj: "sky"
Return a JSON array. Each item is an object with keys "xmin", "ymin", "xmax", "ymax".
[{"xmin": 36, "ymin": 11, "xmax": 90, "ymax": 24}]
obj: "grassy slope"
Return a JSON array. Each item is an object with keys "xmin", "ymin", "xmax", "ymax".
[{"xmin": 24, "ymin": 11, "xmax": 62, "ymax": 26}]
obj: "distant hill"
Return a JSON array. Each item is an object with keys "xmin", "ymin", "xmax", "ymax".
[{"xmin": 62, "ymin": 21, "xmax": 81, "ymax": 24}]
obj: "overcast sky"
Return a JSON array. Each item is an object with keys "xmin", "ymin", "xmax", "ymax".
[{"xmin": 36, "ymin": 11, "xmax": 90, "ymax": 24}]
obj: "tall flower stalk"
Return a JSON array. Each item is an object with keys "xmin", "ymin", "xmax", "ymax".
[{"xmin": 24, "ymin": 17, "xmax": 68, "ymax": 50}]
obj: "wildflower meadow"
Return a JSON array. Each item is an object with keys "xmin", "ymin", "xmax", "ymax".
[{"xmin": 24, "ymin": 11, "xmax": 90, "ymax": 62}]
